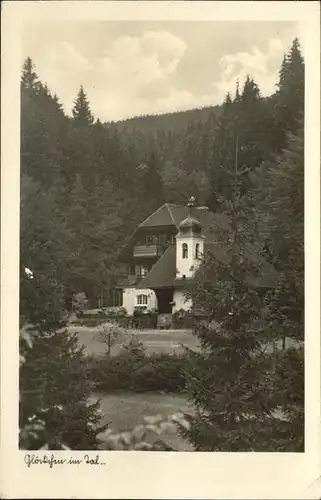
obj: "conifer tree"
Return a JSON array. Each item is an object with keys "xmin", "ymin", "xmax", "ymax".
[
  {"xmin": 19, "ymin": 258, "xmax": 107, "ymax": 449},
  {"xmin": 207, "ymin": 91, "xmax": 236, "ymax": 210},
  {"xmin": 182, "ymin": 118, "xmax": 305, "ymax": 452},
  {"xmin": 20, "ymin": 71, "xmax": 106, "ymax": 450},
  {"xmin": 234, "ymin": 80, "xmax": 241, "ymax": 103},
  {"xmin": 181, "ymin": 134, "xmax": 294, "ymax": 451},
  {"xmin": 21, "ymin": 59, "xmax": 67, "ymax": 188},
  {"xmin": 66, "ymin": 87, "xmax": 97, "ymax": 190},
  {"xmin": 21, "ymin": 57, "xmax": 40, "ymax": 91},
  {"xmin": 143, "ymin": 151, "xmax": 164, "ymax": 206},
  {"xmin": 72, "ymin": 85, "xmax": 94, "ymax": 125},
  {"xmin": 271, "ymin": 38, "xmax": 304, "ymax": 152},
  {"xmin": 183, "ymin": 150, "xmax": 267, "ymax": 450},
  {"xmin": 20, "ymin": 175, "xmax": 105, "ymax": 449},
  {"xmin": 256, "ymin": 123, "xmax": 304, "ymax": 450}
]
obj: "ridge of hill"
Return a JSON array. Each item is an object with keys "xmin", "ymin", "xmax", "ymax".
[{"xmin": 105, "ymin": 104, "xmax": 222, "ymax": 135}]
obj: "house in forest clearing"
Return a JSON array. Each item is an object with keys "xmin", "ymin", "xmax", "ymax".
[
  {"xmin": 116, "ymin": 197, "xmax": 230, "ymax": 319},
  {"xmin": 116, "ymin": 196, "xmax": 277, "ymax": 324}
]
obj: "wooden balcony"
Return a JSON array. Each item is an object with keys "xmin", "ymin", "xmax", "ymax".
[{"xmin": 133, "ymin": 244, "xmax": 163, "ymax": 259}]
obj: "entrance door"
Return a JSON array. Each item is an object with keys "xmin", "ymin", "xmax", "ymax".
[{"xmin": 155, "ymin": 288, "xmax": 173, "ymax": 314}]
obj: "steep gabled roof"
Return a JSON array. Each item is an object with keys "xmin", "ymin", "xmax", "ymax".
[
  {"xmin": 138, "ymin": 203, "xmax": 176, "ymax": 228},
  {"xmin": 138, "ymin": 203, "xmax": 230, "ymax": 233},
  {"xmin": 137, "ymin": 245, "xmax": 176, "ymax": 289},
  {"xmin": 118, "ymin": 203, "xmax": 230, "ymax": 261},
  {"xmin": 136, "ymin": 240, "xmax": 277, "ymax": 291}
]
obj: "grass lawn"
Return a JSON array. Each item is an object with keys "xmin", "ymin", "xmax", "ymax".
[
  {"xmin": 72, "ymin": 327, "xmax": 197, "ymax": 450},
  {"xmin": 93, "ymin": 391, "xmax": 194, "ymax": 451},
  {"xmin": 69, "ymin": 325, "xmax": 199, "ymax": 357}
]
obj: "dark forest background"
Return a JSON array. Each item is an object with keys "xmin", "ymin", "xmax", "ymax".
[{"xmin": 20, "ymin": 38, "xmax": 304, "ymax": 312}]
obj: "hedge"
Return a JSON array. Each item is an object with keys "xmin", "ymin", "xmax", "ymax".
[{"xmin": 88, "ymin": 350, "xmax": 189, "ymax": 393}]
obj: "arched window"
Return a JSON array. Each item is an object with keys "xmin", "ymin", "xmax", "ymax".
[
  {"xmin": 137, "ymin": 294, "xmax": 148, "ymax": 305},
  {"xmin": 195, "ymin": 243, "xmax": 200, "ymax": 259},
  {"xmin": 182, "ymin": 243, "xmax": 188, "ymax": 259}
]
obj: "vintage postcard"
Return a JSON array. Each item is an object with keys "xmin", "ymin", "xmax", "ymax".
[{"xmin": 1, "ymin": 1, "xmax": 320, "ymax": 498}]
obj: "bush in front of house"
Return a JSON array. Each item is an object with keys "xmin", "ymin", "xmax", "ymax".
[
  {"xmin": 132, "ymin": 307, "xmax": 158, "ymax": 329},
  {"xmin": 72, "ymin": 306, "xmax": 159, "ymax": 329},
  {"xmin": 72, "ymin": 292, "xmax": 89, "ymax": 316},
  {"xmin": 73, "ymin": 306, "xmax": 127, "ymax": 322},
  {"xmin": 94, "ymin": 321, "xmax": 128, "ymax": 357},
  {"xmin": 172, "ymin": 309, "xmax": 194, "ymax": 329},
  {"xmin": 89, "ymin": 346, "xmax": 189, "ymax": 394},
  {"xmin": 134, "ymin": 353, "xmax": 187, "ymax": 392}
]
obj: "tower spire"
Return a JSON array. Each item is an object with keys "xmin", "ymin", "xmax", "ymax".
[{"xmin": 187, "ymin": 196, "xmax": 196, "ymax": 217}]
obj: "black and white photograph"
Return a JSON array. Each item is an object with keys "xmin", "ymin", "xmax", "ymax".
[{"xmin": 1, "ymin": 1, "xmax": 320, "ymax": 498}]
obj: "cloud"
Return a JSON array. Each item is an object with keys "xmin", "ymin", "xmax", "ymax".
[
  {"xmin": 26, "ymin": 27, "xmax": 293, "ymax": 120},
  {"xmin": 32, "ymin": 41, "xmax": 90, "ymax": 111},
  {"xmin": 31, "ymin": 30, "xmax": 187, "ymax": 120},
  {"xmin": 211, "ymin": 38, "xmax": 287, "ymax": 102}
]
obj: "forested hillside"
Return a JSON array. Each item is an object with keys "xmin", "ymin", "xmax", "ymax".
[
  {"xmin": 108, "ymin": 104, "xmax": 221, "ymax": 134},
  {"xmin": 20, "ymin": 38, "xmax": 304, "ymax": 311}
]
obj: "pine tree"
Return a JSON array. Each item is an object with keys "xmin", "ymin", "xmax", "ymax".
[
  {"xmin": 182, "ymin": 138, "xmax": 292, "ymax": 451},
  {"xmin": 19, "ymin": 256, "xmax": 107, "ymax": 449},
  {"xmin": 271, "ymin": 38, "xmax": 304, "ymax": 152},
  {"xmin": 21, "ymin": 60, "xmax": 67, "ymax": 189},
  {"xmin": 237, "ymin": 76, "xmax": 268, "ymax": 171},
  {"xmin": 20, "ymin": 322, "xmax": 106, "ymax": 450},
  {"xmin": 20, "ymin": 124, "xmax": 105, "ymax": 449},
  {"xmin": 251, "ymin": 120, "xmax": 304, "ymax": 451},
  {"xmin": 142, "ymin": 151, "xmax": 164, "ymax": 206},
  {"xmin": 21, "ymin": 57, "xmax": 40, "ymax": 91},
  {"xmin": 207, "ymin": 91, "xmax": 236, "ymax": 210},
  {"xmin": 234, "ymin": 80, "xmax": 241, "ymax": 103},
  {"xmin": 72, "ymin": 85, "xmax": 94, "ymax": 125},
  {"xmin": 183, "ymin": 119, "xmax": 305, "ymax": 452}
]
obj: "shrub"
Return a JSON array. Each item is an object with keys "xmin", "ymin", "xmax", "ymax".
[
  {"xmin": 102, "ymin": 306, "xmax": 127, "ymax": 318},
  {"xmin": 71, "ymin": 317, "xmax": 109, "ymax": 327},
  {"xmin": 172, "ymin": 309, "xmax": 194, "ymax": 329},
  {"xmin": 119, "ymin": 335, "xmax": 146, "ymax": 360},
  {"xmin": 94, "ymin": 321, "xmax": 127, "ymax": 357},
  {"xmin": 131, "ymin": 310, "xmax": 158, "ymax": 329},
  {"xmin": 89, "ymin": 351, "xmax": 189, "ymax": 393},
  {"xmin": 134, "ymin": 353, "xmax": 187, "ymax": 392},
  {"xmin": 72, "ymin": 292, "xmax": 89, "ymax": 316}
]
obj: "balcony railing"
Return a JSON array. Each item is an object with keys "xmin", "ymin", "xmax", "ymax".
[{"xmin": 133, "ymin": 244, "xmax": 163, "ymax": 258}]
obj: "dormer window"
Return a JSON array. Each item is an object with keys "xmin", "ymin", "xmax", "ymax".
[
  {"xmin": 137, "ymin": 294, "xmax": 148, "ymax": 305},
  {"xmin": 182, "ymin": 243, "xmax": 188, "ymax": 259},
  {"xmin": 195, "ymin": 243, "xmax": 200, "ymax": 259}
]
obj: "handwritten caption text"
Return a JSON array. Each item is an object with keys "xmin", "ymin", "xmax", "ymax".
[{"xmin": 24, "ymin": 453, "xmax": 106, "ymax": 468}]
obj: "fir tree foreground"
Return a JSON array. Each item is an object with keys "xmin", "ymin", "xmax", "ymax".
[{"xmin": 181, "ymin": 111, "xmax": 304, "ymax": 453}]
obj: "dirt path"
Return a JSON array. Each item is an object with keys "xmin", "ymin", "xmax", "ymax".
[{"xmin": 68, "ymin": 326, "xmax": 199, "ymax": 356}]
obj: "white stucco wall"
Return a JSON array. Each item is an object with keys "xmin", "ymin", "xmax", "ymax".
[
  {"xmin": 175, "ymin": 235, "xmax": 204, "ymax": 279},
  {"xmin": 172, "ymin": 289, "xmax": 192, "ymax": 313},
  {"xmin": 122, "ymin": 287, "xmax": 157, "ymax": 316}
]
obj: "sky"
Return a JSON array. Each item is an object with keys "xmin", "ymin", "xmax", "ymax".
[{"xmin": 22, "ymin": 20, "xmax": 301, "ymax": 122}]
